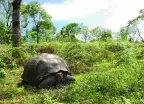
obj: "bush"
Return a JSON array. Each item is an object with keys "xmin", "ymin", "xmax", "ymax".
[
  {"xmin": 0, "ymin": 58, "xmax": 7, "ymax": 78},
  {"xmin": 105, "ymin": 41, "xmax": 125, "ymax": 52},
  {"xmin": 58, "ymin": 43, "xmax": 96, "ymax": 73},
  {"xmin": 0, "ymin": 41, "xmax": 142, "ymax": 74},
  {"xmin": 0, "ymin": 58, "xmax": 5, "ymax": 69},
  {"xmin": 53, "ymin": 62, "xmax": 144, "ymax": 104},
  {"xmin": 0, "ymin": 68, "xmax": 7, "ymax": 78}
]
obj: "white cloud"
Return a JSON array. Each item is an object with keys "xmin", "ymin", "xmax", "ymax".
[
  {"xmin": 42, "ymin": 0, "xmax": 144, "ymax": 32},
  {"xmin": 42, "ymin": 0, "xmax": 110, "ymax": 20},
  {"xmin": 101, "ymin": 0, "xmax": 144, "ymax": 31}
]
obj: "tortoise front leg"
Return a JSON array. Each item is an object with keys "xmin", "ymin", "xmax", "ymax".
[{"xmin": 39, "ymin": 76, "xmax": 56, "ymax": 89}]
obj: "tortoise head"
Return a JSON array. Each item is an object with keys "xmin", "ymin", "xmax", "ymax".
[{"xmin": 55, "ymin": 72, "xmax": 75, "ymax": 85}]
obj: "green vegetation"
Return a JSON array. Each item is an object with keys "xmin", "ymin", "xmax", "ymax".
[
  {"xmin": 1, "ymin": 0, "xmax": 144, "ymax": 46},
  {"xmin": 0, "ymin": 0, "xmax": 144, "ymax": 103},
  {"xmin": 21, "ymin": 1, "xmax": 53, "ymax": 43},
  {"xmin": 0, "ymin": 41, "xmax": 144, "ymax": 104}
]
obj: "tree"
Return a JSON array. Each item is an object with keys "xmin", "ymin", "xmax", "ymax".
[
  {"xmin": 60, "ymin": 23, "xmax": 81, "ymax": 41},
  {"xmin": 21, "ymin": 2, "xmax": 53, "ymax": 43},
  {"xmin": 126, "ymin": 10, "xmax": 144, "ymax": 42},
  {"xmin": 0, "ymin": 0, "xmax": 13, "ymax": 44},
  {"xmin": 0, "ymin": 21, "xmax": 12, "ymax": 44},
  {"xmin": 42, "ymin": 26, "xmax": 56, "ymax": 42},
  {"xmin": 119, "ymin": 26, "xmax": 130, "ymax": 40},
  {"xmin": 80, "ymin": 26, "xmax": 91, "ymax": 42},
  {"xmin": 91, "ymin": 26, "xmax": 112, "ymax": 41},
  {"xmin": 25, "ymin": 29, "xmax": 37, "ymax": 42},
  {"xmin": 12, "ymin": 0, "xmax": 22, "ymax": 47},
  {"xmin": 0, "ymin": 0, "xmax": 12, "ymax": 27},
  {"xmin": 123, "ymin": 9, "xmax": 144, "ymax": 42},
  {"xmin": 90, "ymin": 27, "xmax": 101, "ymax": 40}
]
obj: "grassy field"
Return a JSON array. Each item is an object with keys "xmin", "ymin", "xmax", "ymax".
[{"xmin": 0, "ymin": 41, "xmax": 144, "ymax": 104}]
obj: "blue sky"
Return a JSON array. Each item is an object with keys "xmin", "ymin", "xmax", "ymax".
[
  {"xmin": 23, "ymin": 0, "xmax": 144, "ymax": 33},
  {"xmin": 24, "ymin": 0, "xmax": 66, "ymax": 4}
]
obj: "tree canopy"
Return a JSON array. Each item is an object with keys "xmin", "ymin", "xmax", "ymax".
[{"xmin": 0, "ymin": 0, "xmax": 144, "ymax": 45}]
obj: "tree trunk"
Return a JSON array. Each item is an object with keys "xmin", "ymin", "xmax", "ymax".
[
  {"xmin": 136, "ymin": 27, "xmax": 144, "ymax": 42},
  {"xmin": 36, "ymin": 32, "xmax": 39, "ymax": 43},
  {"xmin": 12, "ymin": 0, "xmax": 22, "ymax": 47},
  {"xmin": 36, "ymin": 28, "xmax": 39, "ymax": 43}
]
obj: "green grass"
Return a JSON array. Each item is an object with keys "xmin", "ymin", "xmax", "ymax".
[
  {"xmin": 0, "ymin": 62, "xmax": 144, "ymax": 104},
  {"xmin": 0, "ymin": 41, "xmax": 144, "ymax": 104}
]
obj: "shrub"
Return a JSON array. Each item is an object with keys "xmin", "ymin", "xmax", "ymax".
[
  {"xmin": 106, "ymin": 41, "xmax": 125, "ymax": 53},
  {"xmin": 0, "ymin": 41, "xmax": 142, "ymax": 74},
  {"xmin": 0, "ymin": 58, "xmax": 7, "ymax": 78},
  {"xmin": 58, "ymin": 43, "xmax": 97, "ymax": 73},
  {"xmin": 0, "ymin": 68, "xmax": 7, "ymax": 78},
  {"xmin": 0, "ymin": 58, "xmax": 5, "ymax": 69}
]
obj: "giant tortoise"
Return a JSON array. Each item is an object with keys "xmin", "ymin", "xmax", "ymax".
[{"xmin": 21, "ymin": 53, "xmax": 75, "ymax": 89}]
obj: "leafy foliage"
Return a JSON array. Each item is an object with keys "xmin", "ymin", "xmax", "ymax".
[
  {"xmin": 0, "ymin": 0, "xmax": 12, "ymax": 27},
  {"xmin": 0, "ymin": 57, "xmax": 7, "ymax": 78},
  {"xmin": 0, "ymin": 16, "xmax": 12, "ymax": 44},
  {"xmin": 60, "ymin": 23, "xmax": 81, "ymax": 41},
  {"xmin": 1, "ymin": 0, "xmax": 144, "ymax": 103},
  {"xmin": 0, "ymin": 41, "xmax": 144, "ymax": 103},
  {"xmin": 91, "ymin": 26, "xmax": 112, "ymax": 41},
  {"xmin": 80, "ymin": 26, "xmax": 91, "ymax": 42},
  {"xmin": 21, "ymin": 1, "xmax": 53, "ymax": 43},
  {"xmin": 119, "ymin": 26, "xmax": 130, "ymax": 40}
]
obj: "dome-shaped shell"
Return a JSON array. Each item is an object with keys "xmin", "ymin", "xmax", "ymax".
[{"xmin": 21, "ymin": 53, "xmax": 71, "ymax": 85}]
